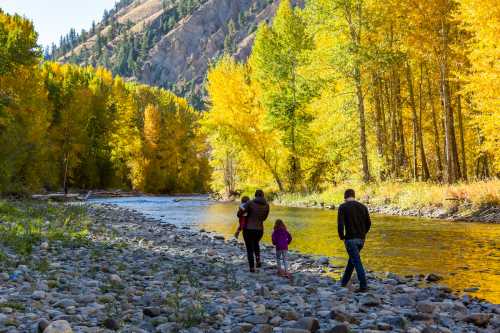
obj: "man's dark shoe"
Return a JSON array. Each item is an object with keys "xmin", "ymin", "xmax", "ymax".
[
  {"xmin": 355, "ymin": 287, "xmax": 368, "ymax": 293},
  {"xmin": 249, "ymin": 268, "xmax": 256, "ymax": 273}
]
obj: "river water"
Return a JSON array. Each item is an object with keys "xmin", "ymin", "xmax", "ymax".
[{"xmin": 90, "ymin": 196, "xmax": 500, "ymax": 303}]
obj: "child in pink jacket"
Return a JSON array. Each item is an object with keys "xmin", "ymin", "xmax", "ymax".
[{"xmin": 271, "ymin": 219, "xmax": 292, "ymax": 277}]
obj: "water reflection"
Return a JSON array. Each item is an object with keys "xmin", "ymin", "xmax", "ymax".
[
  {"xmin": 92, "ymin": 196, "xmax": 500, "ymax": 303},
  {"xmin": 198, "ymin": 203, "xmax": 500, "ymax": 304}
]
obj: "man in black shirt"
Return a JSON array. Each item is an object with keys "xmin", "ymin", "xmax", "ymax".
[{"xmin": 337, "ymin": 188, "xmax": 371, "ymax": 292}]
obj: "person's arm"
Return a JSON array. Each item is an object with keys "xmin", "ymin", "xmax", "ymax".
[
  {"xmin": 287, "ymin": 231, "xmax": 292, "ymax": 244},
  {"xmin": 272, "ymin": 232, "xmax": 277, "ymax": 245},
  {"xmin": 365, "ymin": 206, "xmax": 371, "ymax": 233},
  {"xmin": 263, "ymin": 204, "xmax": 270, "ymax": 221},
  {"xmin": 337, "ymin": 205, "xmax": 345, "ymax": 240},
  {"xmin": 237, "ymin": 202, "xmax": 248, "ymax": 218}
]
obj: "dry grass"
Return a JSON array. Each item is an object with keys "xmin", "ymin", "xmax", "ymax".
[{"xmin": 276, "ymin": 179, "xmax": 500, "ymax": 211}]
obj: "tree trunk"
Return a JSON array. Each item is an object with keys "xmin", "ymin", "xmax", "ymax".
[
  {"xmin": 224, "ymin": 151, "xmax": 236, "ymax": 196},
  {"xmin": 372, "ymin": 74, "xmax": 385, "ymax": 157},
  {"xmin": 63, "ymin": 153, "xmax": 69, "ymax": 195},
  {"xmin": 426, "ymin": 64, "xmax": 443, "ymax": 180},
  {"xmin": 385, "ymin": 77, "xmax": 397, "ymax": 177},
  {"xmin": 448, "ymin": 84, "xmax": 462, "ymax": 179},
  {"xmin": 258, "ymin": 150, "xmax": 285, "ymax": 193},
  {"xmin": 345, "ymin": 0, "xmax": 370, "ymax": 182},
  {"xmin": 355, "ymin": 66, "xmax": 371, "ymax": 182},
  {"xmin": 288, "ymin": 63, "xmax": 301, "ymax": 191},
  {"xmin": 438, "ymin": 18, "xmax": 460, "ymax": 184},
  {"xmin": 406, "ymin": 63, "xmax": 418, "ymax": 180},
  {"xmin": 456, "ymin": 84, "xmax": 467, "ymax": 181},
  {"xmin": 393, "ymin": 71, "xmax": 407, "ymax": 174},
  {"xmin": 418, "ymin": 63, "xmax": 430, "ymax": 180}
]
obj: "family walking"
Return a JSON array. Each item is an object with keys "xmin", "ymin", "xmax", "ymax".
[{"xmin": 236, "ymin": 188, "xmax": 372, "ymax": 291}]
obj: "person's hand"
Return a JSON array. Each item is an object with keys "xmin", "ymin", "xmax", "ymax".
[{"xmin": 234, "ymin": 231, "xmax": 240, "ymax": 239}]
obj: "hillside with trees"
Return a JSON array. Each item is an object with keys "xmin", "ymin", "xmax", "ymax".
[{"xmin": 48, "ymin": 0, "xmax": 294, "ymax": 109}]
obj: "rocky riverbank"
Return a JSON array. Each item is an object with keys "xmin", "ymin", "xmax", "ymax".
[{"xmin": 1, "ymin": 203, "xmax": 499, "ymax": 333}]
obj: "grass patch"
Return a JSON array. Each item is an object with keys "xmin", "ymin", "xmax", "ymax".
[
  {"xmin": 275, "ymin": 179, "xmax": 500, "ymax": 211},
  {"xmin": 0, "ymin": 301, "xmax": 26, "ymax": 311},
  {"xmin": 0, "ymin": 200, "xmax": 91, "ymax": 256}
]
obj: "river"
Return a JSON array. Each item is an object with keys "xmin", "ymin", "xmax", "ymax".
[{"xmin": 90, "ymin": 195, "xmax": 500, "ymax": 304}]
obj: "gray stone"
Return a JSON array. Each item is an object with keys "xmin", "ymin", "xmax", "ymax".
[
  {"xmin": 282, "ymin": 329, "xmax": 310, "ymax": 333},
  {"xmin": 327, "ymin": 325, "xmax": 349, "ymax": 333},
  {"xmin": 231, "ymin": 323, "xmax": 254, "ymax": 333},
  {"xmin": 293, "ymin": 317, "xmax": 320, "ymax": 332},
  {"xmin": 318, "ymin": 257, "xmax": 329, "ymax": 265},
  {"xmin": 244, "ymin": 315, "xmax": 269, "ymax": 325},
  {"xmin": 32, "ymin": 291, "xmax": 46, "ymax": 300},
  {"xmin": 330, "ymin": 309, "xmax": 359, "ymax": 324},
  {"xmin": 43, "ymin": 320, "xmax": 72, "ymax": 333},
  {"xmin": 425, "ymin": 273, "xmax": 443, "ymax": 282},
  {"xmin": 103, "ymin": 318, "xmax": 120, "ymax": 331},
  {"xmin": 378, "ymin": 315, "xmax": 407, "ymax": 329},
  {"xmin": 109, "ymin": 274, "xmax": 122, "ymax": 284},
  {"xmin": 416, "ymin": 301, "xmax": 439, "ymax": 314},
  {"xmin": 38, "ymin": 319, "xmax": 50, "ymax": 333},
  {"xmin": 53, "ymin": 299, "xmax": 77, "ymax": 309},
  {"xmin": 143, "ymin": 307, "xmax": 161, "ymax": 317},
  {"xmin": 156, "ymin": 322, "xmax": 179, "ymax": 333},
  {"xmin": 283, "ymin": 310, "xmax": 300, "ymax": 321},
  {"xmin": 464, "ymin": 313, "xmax": 491, "ymax": 327},
  {"xmin": 359, "ymin": 294, "xmax": 381, "ymax": 306},
  {"xmin": 270, "ymin": 316, "xmax": 282, "ymax": 325},
  {"xmin": 254, "ymin": 324, "xmax": 273, "ymax": 333},
  {"xmin": 393, "ymin": 294, "xmax": 416, "ymax": 307}
]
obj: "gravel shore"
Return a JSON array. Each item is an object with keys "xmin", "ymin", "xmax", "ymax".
[{"xmin": 0, "ymin": 203, "xmax": 498, "ymax": 333}]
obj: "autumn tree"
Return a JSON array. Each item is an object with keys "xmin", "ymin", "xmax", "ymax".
[
  {"xmin": 203, "ymin": 56, "xmax": 286, "ymax": 193},
  {"xmin": 306, "ymin": 0, "xmax": 375, "ymax": 182},
  {"xmin": 250, "ymin": 0, "xmax": 316, "ymax": 191},
  {"xmin": 457, "ymin": 0, "xmax": 500, "ymax": 175}
]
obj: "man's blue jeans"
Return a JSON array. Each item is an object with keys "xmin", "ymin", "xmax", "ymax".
[{"xmin": 341, "ymin": 238, "xmax": 367, "ymax": 289}]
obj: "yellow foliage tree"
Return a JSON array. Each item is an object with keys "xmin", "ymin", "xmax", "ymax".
[
  {"xmin": 457, "ymin": 0, "xmax": 500, "ymax": 173},
  {"xmin": 203, "ymin": 56, "xmax": 286, "ymax": 194}
]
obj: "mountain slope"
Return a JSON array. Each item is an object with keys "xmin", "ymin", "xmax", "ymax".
[{"xmin": 52, "ymin": 0, "xmax": 300, "ymax": 108}]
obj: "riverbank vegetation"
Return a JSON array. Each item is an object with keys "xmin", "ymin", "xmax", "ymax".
[
  {"xmin": 0, "ymin": 9, "xmax": 209, "ymax": 195},
  {"xmin": 275, "ymin": 179, "xmax": 499, "ymax": 212},
  {"xmin": 202, "ymin": 0, "xmax": 499, "ymax": 204},
  {"xmin": 0, "ymin": 200, "xmax": 90, "ymax": 257}
]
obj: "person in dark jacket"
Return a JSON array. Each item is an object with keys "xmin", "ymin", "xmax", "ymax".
[
  {"xmin": 238, "ymin": 189, "xmax": 270, "ymax": 272},
  {"xmin": 337, "ymin": 188, "xmax": 371, "ymax": 292}
]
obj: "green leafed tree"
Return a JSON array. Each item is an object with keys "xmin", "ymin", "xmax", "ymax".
[{"xmin": 250, "ymin": 0, "xmax": 317, "ymax": 191}]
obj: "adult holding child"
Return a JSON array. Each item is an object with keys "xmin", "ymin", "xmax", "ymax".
[{"xmin": 237, "ymin": 189, "xmax": 270, "ymax": 272}]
